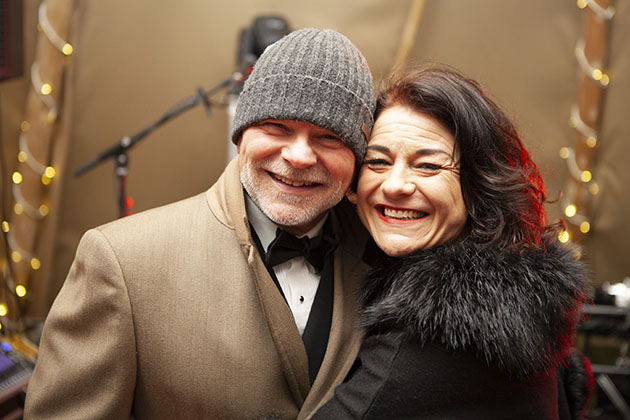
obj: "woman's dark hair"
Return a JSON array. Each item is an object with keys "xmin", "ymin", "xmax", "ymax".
[{"xmin": 375, "ymin": 64, "xmax": 549, "ymax": 249}]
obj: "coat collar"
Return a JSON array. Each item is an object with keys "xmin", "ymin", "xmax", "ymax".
[{"xmin": 359, "ymin": 236, "xmax": 590, "ymax": 378}]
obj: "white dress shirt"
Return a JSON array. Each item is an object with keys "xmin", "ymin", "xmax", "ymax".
[{"xmin": 245, "ymin": 195, "xmax": 326, "ymax": 336}]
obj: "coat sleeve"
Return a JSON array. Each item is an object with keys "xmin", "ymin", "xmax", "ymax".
[{"xmin": 24, "ymin": 229, "xmax": 137, "ymax": 419}]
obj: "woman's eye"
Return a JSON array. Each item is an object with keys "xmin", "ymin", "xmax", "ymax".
[
  {"xmin": 416, "ymin": 163, "xmax": 443, "ymax": 175},
  {"xmin": 364, "ymin": 159, "xmax": 389, "ymax": 167},
  {"xmin": 417, "ymin": 163, "xmax": 442, "ymax": 170}
]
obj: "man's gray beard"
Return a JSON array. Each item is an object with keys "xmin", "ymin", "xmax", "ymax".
[{"xmin": 240, "ymin": 159, "xmax": 345, "ymax": 228}]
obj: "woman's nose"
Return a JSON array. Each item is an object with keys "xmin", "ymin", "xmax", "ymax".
[
  {"xmin": 381, "ymin": 166, "xmax": 416, "ymax": 197},
  {"xmin": 281, "ymin": 134, "xmax": 318, "ymax": 168}
]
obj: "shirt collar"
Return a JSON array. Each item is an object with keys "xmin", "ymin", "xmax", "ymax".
[{"xmin": 245, "ymin": 193, "xmax": 328, "ymax": 253}]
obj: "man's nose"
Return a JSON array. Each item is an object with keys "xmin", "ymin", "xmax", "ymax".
[
  {"xmin": 281, "ymin": 134, "xmax": 318, "ymax": 168},
  {"xmin": 382, "ymin": 165, "xmax": 416, "ymax": 197}
]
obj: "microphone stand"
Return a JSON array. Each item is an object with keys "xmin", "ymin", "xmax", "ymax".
[{"xmin": 74, "ymin": 72, "xmax": 244, "ymax": 218}]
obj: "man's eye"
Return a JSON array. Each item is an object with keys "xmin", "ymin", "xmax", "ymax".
[
  {"xmin": 260, "ymin": 122, "xmax": 288, "ymax": 133},
  {"xmin": 318, "ymin": 135, "xmax": 344, "ymax": 147}
]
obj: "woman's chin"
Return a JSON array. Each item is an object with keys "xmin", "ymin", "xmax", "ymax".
[{"xmin": 376, "ymin": 238, "xmax": 422, "ymax": 258}]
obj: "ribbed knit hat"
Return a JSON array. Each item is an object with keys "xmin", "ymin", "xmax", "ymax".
[{"xmin": 231, "ymin": 28, "xmax": 375, "ymax": 164}]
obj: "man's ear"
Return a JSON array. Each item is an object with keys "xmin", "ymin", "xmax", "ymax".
[{"xmin": 345, "ymin": 190, "xmax": 357, "ymax": 205}]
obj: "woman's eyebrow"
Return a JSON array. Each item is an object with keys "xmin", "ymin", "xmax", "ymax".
[
  {"xmin": 367, "ymin": 144, "xmax": 390, "ymax": 152},
  {"xmin": 415, "ymin": 148, "xmax": 453, "ymax": 158}
]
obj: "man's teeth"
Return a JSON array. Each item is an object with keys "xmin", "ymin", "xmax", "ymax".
[
  {"xmin": 274, "ymin": 174, "xmax": 315, "ymax": 187},
  {"xmin": 383, "ymin": 207, "xmax": 425, "ymax": 220}
]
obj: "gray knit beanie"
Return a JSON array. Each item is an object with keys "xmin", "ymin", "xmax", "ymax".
[{"xmin": 231, "ymin": 28, "xmax": 375, "ymax": 164}]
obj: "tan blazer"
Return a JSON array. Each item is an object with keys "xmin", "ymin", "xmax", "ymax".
[{"xmin": 24, "ymin": 158, "xmax": 368, "ymax": 420}]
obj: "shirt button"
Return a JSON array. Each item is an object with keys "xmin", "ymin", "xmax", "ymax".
[{"xmin": 299, "ymin": 296, "xmax": 305, "ymax": 303}]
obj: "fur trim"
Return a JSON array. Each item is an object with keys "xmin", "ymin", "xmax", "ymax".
[{"xmin": 360, "ymin": 236, "xmax": 590, "ymax": 378}]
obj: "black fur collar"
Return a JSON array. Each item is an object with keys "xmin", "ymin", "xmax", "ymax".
[{"xmin": 359, "ymin": 236, "xmax": 590, "ymax": 377}]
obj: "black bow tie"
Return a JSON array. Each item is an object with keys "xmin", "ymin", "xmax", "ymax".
[{"xmin": 265, "ymin": 228, "xmax": 338, "ymax": 273}]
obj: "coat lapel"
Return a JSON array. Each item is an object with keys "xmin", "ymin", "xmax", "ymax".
[{"xmin": 208, "ymin": 158, "xmax": 311, "ymax": 406}]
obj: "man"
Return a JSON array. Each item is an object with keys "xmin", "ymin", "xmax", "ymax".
[{"xmin": 24, "ymin": 28, "xmax": 375, "ymax": 420}]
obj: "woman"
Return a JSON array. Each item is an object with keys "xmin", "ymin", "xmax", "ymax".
[{"xmin": 309, "ymin": 65, "xmax": 591, "ymax": 419}]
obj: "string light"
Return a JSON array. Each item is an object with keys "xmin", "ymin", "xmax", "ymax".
[
  {"xmin": 576, "ymin": 0, "xmax": 616, "ymax": 20},
  {"xmin": 40, "ymin": 83, "xmax": 52, "ymax": 95},
  {"xmin": 11, "ymin": 252, "xmax": 21, "ymax": 263},
  {"xmin": 3, "ymin": 0, "xmax": 74, "ymax": 313},
  {"xmin": 575, "ymin": 39, "xmax": 611, "ymax": 87},
  {"xmin": 565, "ymin": 204, "xmax": 577, "ymax": 218},
  {"xmin": 562, "ymin": 147, "xmax": 596, "ymax": 185},
  {"xmin": 558, "ymin": 231, "xmax": 570, "ymax": 243},
  {"xmin": 61, "ymin": 43, "xmax": 73, "ymax": 56},
  {"xmin": 570, "ymin": 105, "xmax": 597, "ymax": 140},
  {"xmin": 580, "ymin": 221, "xmax": 591, "ymax": 233},
  {"xmin": 6, "ymin": 231, "xmax": 35, "ymax": 262},
  {"xmin": 30, "ymin": 258, "xmax": 41, "ymax": 270},
  {"xmin": 12, "ymin": 183, "xmax": 47, "ymax": 220},
  {"xmin": 38, "ymin": 2, "xmax": 74, "ymax": 55},
  {"xmin": 15, "ymin": 285, "xmax": 27, "ymax": 298},
  {"xmin": 30, "ymin": 63, "xmax": 58, "ymax": 113},
  {"xmin": 12, "ymin": 172, "xmax": 23, "ymax": 184},
  {"xmin": 39, "ymin": 204, "xmax": 50, "ymax": 217},
  {"xmin": 588, "ymin": 182, "xmax": 600, "ymax": 195}
]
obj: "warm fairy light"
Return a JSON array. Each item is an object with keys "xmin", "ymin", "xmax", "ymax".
[
  {"xmin": 558, "ymin": 231, "xmax": 570, "ymax": 243},
  {"xmin": 45, "ymin": 166, "xmax": 56, "ymax": 178},
  {"xmin": 577, "ymin": 0, "xmax": 587, "ymax": 8},
  {"xmin": 565, "ymin": 205, "xmax": 577, "ymax": 218},
  {"xmin": 40, "ymin": 83, "xmax": 52, "ymax": 95},
  {"xmin": 589, "ymin": 182, "xmax": 600, "ymax": 195},
  {"xmin": 47, "ymin": 110, "xmax": 57, "ymax": 122},
  {"xmin": 580, "ymin": 221, "xmax": 591, "ymax": 233},
  {"xmin": 586, "ymin": 137, "xmax": 597, "ymax": 148},
  {"xmin": 12, "ymin": 172, "xmax": 23, "ymax": 184},
  {"xmin": 14, "ymin": 203, "xmax": 23, "ymax": 215},
  {"xmin": 17, "ymin": 151, "xmax": 28, "ymax": 162},
  {"xmin": 559, "ymin": 147, "xmax": 570, "ymax": 159},
  {"xmin": 15, "ymin": 285, "xmax": 27, "ymax": 297},
  {"xmin": 568, "ymin": 117, "xmax": 578, "ymax": 128},
  {"xmin": 1, "ymin": 221, "xmax": 9, "ymax": 233},
  {"xmin": 581, "ymin": 170, "xmax": 593, "ymax": 183},
  {"xmin": 0, "ymin": 304, "xmax": 7, "ymax": 317},
  {"xmin": 39, "ymin": 204, "xmax": 50, "ymax": 217},
  {"xmin": 62, "ymin": 43, "xmax": 73, "ymax": 55},
  {"xmin": 600, "ymin": 74, "xmax": 610, "ymax": 86},
  {"xmin": 41, "ymin": 175, "xmax": 52, "ymax": 185},
  {"xmin": 30, "ymin": 258, "xmax": 41, "ymax": 270},
  {"xmin": 11, "ymin": 251, "xmax": 21, "ymax": 263},
  {"xmin": 592, "ymin": 69, "xmax": 603, "ymax": 80},
  {"xmin": 20, "ymin": 121, "xmax": 30, "ymax": 132}
]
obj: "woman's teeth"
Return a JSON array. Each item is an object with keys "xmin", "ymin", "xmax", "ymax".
[{"xmin": 383, "ymin": 207, "xmax": 426, "ymax": 220}]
